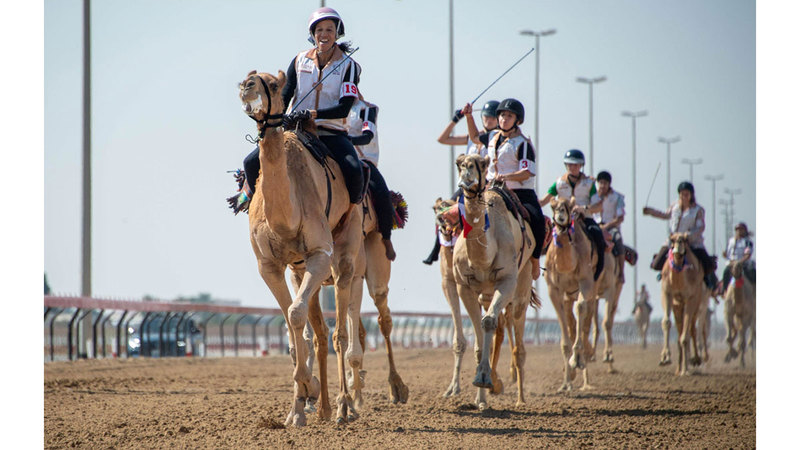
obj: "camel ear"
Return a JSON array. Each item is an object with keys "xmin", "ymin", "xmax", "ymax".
[
  {"xmin": 276, "ymin": 70, "xmax": 287, "ymax": 89},
  {"xmin": 480, "ymin": 156, "xmax": 490, "ymax": 175},
  {"xmin": 549, "ymin": 197, "xmax": 558, "ymax": 209},
  {"xmin": 569, "ymin": 197, "xmax": 576, "ymax": 210},
  {"xmin": 434, "ymin": 197, "xmax": 443, "ymax": 211},
  {"xmin": 455, "ymin": 154, "xmax": 466, "ymax": 169},
  {"xmin": 247, "ymin": 70, "xmax": 257, "ymax": 77}
]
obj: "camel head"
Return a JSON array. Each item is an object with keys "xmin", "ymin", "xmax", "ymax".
[
  {"xmin": 550, "ymin": 197, "xmax": 576, "ymax": 229},
  {"xmin": 730, "ymin": 259, "xmax": 744, "ymax": 280},
  {"xmin": 433, "ymin": 197, "xmax": 460, "ymax": 239},
  {"xmin": 456, "ymin": 154, "xmax": 490, "ymax": 197},
  {"xmin": 239, "ymin": 70, "xmax": 287, "ymax": 123},
  {"xmin": 668, "ymin": 232, "xmax": 690, "ymax": 267}
]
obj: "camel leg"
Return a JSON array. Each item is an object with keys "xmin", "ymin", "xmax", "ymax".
[
  {"xmin": 739, "ymin": 322, "xmax": 749, "ymax": 368},
  {"xmin": 724, "ymin": 296, "xmax": 738, "ymax": 363},
  {"xmin": 550, "ymin": 288, "xmax": 576, "ymax": 392},
  {"xmin": 456, "ymin": 283, "xmax": 486, "ymax": 409},
  {"xmin": 674, "ymin": 301, "xmax": 690, "ymax": 375},
  {"xmin": 343, "ymin": 242, "xmax": 367, "ymax": 419},
  {"xmin": 507, "ymin": 308, "xmax": 517, "ymax": 384},
  {"xmin": 511, "ymin": 268, "xmax": 530, "ymax": 406},
  {"xmin": 441, "ymin": 260, "xmax": 465, "ymax": 398},
  {"xmin": 364, "ymin": 232, "xmax": 408, "ymax": 404},
  {"xmin": 289, "ymin": 270, "xmax": 324, "ymax": 416},
  {"xmin": 255, "ymin": 259, "xmax": 312, "ymax": 427},
  {"xmin": 603, "ymin": 284, "xmax": 621, "ymax": 372},
  {"xmin": 305, "ymin": 289, "xmax": 332, "ymax": 420},
  {"xmin": 660, "ymin": 289, "xmax": 673, "ymax": 366},
  {"xmin": 488, "ymin": 310, "xmax": 505, "ymax": 395},
  {"xmin": 574, "ymin": 281, "xmax": 595, "ymax": 390},
  {"xmin": 590, "ymin": 298, "xmax": 600, "ymax": 362},
  {"xmin": 474, "ymin": 277, "xmax": 516, "ymax": 391}
]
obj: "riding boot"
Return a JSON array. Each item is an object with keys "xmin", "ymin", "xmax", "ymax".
[
  {"xmin": 617, "ymin": 253, "xmax": 625, "ymax": 283},
  {"xmin": 422, "ymin": 236, "xmax": 440, "ymax": 265},
  {"xmin": 531, "ymin": 257, "xmax": 540, "ymax": 281},
  {"xmin": 383, "ymin": 238, "xmax": 396, "ymax": 262},
  {"xmin": 650, "ymin": 245, "xmax": 669, "ymax": 271}
]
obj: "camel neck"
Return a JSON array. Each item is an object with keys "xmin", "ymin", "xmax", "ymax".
[
  {"xmin": 258, "ymin": 129, "xmax": 299, "ymax": 233},
  {"xmin": 462, "ymin": 195, "xmax": 493, "ymax": 266}
]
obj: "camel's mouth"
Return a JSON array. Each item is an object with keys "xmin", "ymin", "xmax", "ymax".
[{"xmin": 241, "ymin": 94, "xmax": 264, "ymax": 116}]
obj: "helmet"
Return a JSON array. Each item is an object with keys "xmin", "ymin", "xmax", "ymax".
[
  {"xmin": 481, "ymin": 100, "xmax": 500, "ymax": 118},
  {"xmin": 308, "ymin": 7, "xmax": 345, "ymax": 39},
  {"xmin": 677, "ymin": 181, "xmax": 694, "ymax": 194},
  {"xmin": 496, "ymin": 98, "xmax": 525, "ymax": 124},
  {"xmin": 563, "ymin": 149, "xmax": 585, "ymax": 165},
  {"xmin": 597, "ymin": 170, "xmax": 612, "ymax": 182}
]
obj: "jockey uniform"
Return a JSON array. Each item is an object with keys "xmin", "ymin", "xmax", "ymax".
[
  {"xmin": 347, "ymin": 100, "xmax": 395, "ymax": 242},
  {"xmin": 649, "ymin": 202, "xmax": 717, "ymax": 288},
  {"xmin": 547, "ymin": 173, "xmax": 607, "ymax": 279},
  {"xmin": 239, "ymin": 46, "xmax": 364, "ymax": 209},
  {"xmin": 721, "ymin": 233, "xmax": 756, "ymax": 292},
  {"xmin": 591, "ymin": 186, "xmax": 626, "ymax": 280},
  {"xmin": 485, "ymin": 130, "xmax": 547, "ymax": 259}
]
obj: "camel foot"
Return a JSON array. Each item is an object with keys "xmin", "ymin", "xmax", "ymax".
[
  {"xmin": 515, "ymin": 399, "xmax": 526, "ymax": 408},
  {"xmin": 389, "ymin": 373, "xmax": 409, "ymax": 404},
  {"xmin": 580, "ymin": 383, "xmax": 595, "ymax": 391},
  {"xmin": 659, "ymin": 352, "xmax": 672, "ymax": 366},
  {"xmin": 473, "ymin": 368, "xmax": 494, "ymax": 389},
  {"xmin": 557, "ymin": 381, "xmax": 573, "ymax": 392},
  {"xmin": 347, "ymin": 369, "xmax": 367, "ymax": 391},
  {"xmin": 567, "ymin": 365, "xmax": 578, "ymax": 382},
  {"xmin": 304, "ymin": 397, "xmax": 317, "ymax": 414},
  {"xmin": 285, "ymin": 398, "xmax": 307, "ymax": 427},
  {"xmin": 569, "ymin": 352, "xmax": 585, "ymax": 370},
  {"xmin": 442, "ymin": 381, "xmax": 461, "ymax": 398},
  {"xmin": 690, "ymin": 356, "xmax": 702, "ymax": 367},
  {"xmin": 603, "ymin": 350, "xmax": 615, "ymax": 363},
  {"xmin": 607, "ymin": 365, "xmax": 618, "ymax": 374},
  {"xmin": 317, "ymin": 401, "xmax": 332, "ymax": 421},
  {"xmin": 509, "ymin": 367, "xmax": 517, "ymax": 384},
  {"xmin": 489, "ymin": 369, "xmax": 504, "ymax": 395},
  {"xmin": 478, "ymin": 401, "xmax": 488, "ymax": 411},
  {"xmin": 336, "ymin": 393, "xmax": 358, "ymax": 424}
]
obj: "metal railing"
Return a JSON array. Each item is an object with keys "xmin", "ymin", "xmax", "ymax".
[{"xmin": 43, "ymin": 295, "xmax": 727, "ymax": 362}]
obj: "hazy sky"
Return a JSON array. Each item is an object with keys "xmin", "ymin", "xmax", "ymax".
[{"xmin": 42, "ymin": 0, "xmax": 756, "ymax": 320}]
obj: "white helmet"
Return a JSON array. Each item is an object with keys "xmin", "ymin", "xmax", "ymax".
[{"xmin": 308, "ymin": 7, "xmax": 345, "ymax": 40}]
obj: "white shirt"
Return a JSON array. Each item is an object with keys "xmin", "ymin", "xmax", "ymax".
[
  {"xmin": 549, "ymin": 174, "xmax": 596, "ymax": 206},
  {"xmin": 726, "ymin": 236, "xmax": 753, "ymax": 261},
  {"xmin": 591, "ymin": 189, "xmax": 625, "ymax": 225},
  {"xmin": 486, "ymin": 131, "xmax": 536, "ymax": 190},
  {"xmin": 347, "ymin": 100, "xmax": 379, "ymax": 166},
  {"xmin": 668, "ymin": 203, "xmax": 705, "ymax": 247},
  {"xmin": 291, "ymin": 49, "xmax": 360, "ymax": 132}
]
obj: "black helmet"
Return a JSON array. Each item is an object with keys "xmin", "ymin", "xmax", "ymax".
[
  {"xmin": 481, "ymin": 100, "xmax": 500, "ymax": 118},
  {"xmin": 496, "ymin": 98, "xmax": 525, "ymax": 124},
  {"xmin": 677, "ymin": 181, "xmax": 694, "ymax": 194},
  {"xmin": 563, "ymin": 149, "xmax": 585, "ymax": 165},
  {"xmin": 597, "ymin": 170, "xmax": 612, "ymax": 182}
]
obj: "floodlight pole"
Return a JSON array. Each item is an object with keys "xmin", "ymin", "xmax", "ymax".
[
  {"xmin": 576, "ymin": 76, "xmax": 606, "ymax": 175},
  {"xmin": 622, "ymin": 110, "xmax": 647, "ymax": 306}
]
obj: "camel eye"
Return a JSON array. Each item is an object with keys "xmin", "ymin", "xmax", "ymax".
[{"xmin": 245, "ymin": 80, "xmax": 255, "ymax": 88}]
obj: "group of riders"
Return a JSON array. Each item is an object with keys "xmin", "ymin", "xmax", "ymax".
[{"xmin": 227, "ymin": 6, "xmax": 755, "ymax": 304}]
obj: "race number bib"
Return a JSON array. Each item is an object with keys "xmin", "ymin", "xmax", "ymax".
[{"xmin": 341, "ymin": 82, "xmax": 358, "ymax": 98}]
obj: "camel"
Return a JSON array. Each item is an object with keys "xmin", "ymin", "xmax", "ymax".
[
  {"xmin": 695, "ymin": 289, "xmax": 714, "ymax": 363},
  {"xmin": 239, "ymin": 70, "xmax": 366, "ymax": 426},
  {"xmin": 431, "ymin": 197, "xmax": 513, "ymax": 399},
  {"xmin": 544, "ymin": 197, "xmax": 600, "ymax": 391},
  {"xmin": 589, "ymin": 249, "xmax": 624, "ymax": 373},
  {"xmin": 345, "ymin": 196, "xmax": 409, "ymax": 406},
  {"xmin": 658, "ymin": 232, "xmax": 705, "ymax": 375},
  {"xmin": 723, "ymin": 260, "xmax": 756, "ymax": 368},
  {"xmin": 633, "ymin": 297, "xmax": 653, "ymax": 349},
  {"xmin": 451, "ymin": 154, "xmax": 538, "ymax": 409}
]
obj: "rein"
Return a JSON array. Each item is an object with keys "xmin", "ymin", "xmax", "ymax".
[{"xmin": 247, "ymin": 75, "xmax": 284, "ymax": 139}]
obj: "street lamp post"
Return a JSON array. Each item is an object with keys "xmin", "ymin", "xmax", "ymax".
[
  {"xmin": 577, "ymin": 76, "xmax": 606, "ymax": 175},
  {"xmin": 704, "ymin": 174, "xmax": 724, "ymax": 255},
  {"xmin": 681, "ymin": 157, "xmax": 703, "ymax": 184},
  {"xmin": 723, "ymin": 187, "xmax": 742, "ymax": 229},
  {"xmin": 448, "ymin": 0, "xmax": 455, "ymax": 192},
  {"xmin": 520, "ymin": 28, "xmax": 556, "ymax": 197},
  {"xmin": 719, "ymin": 198, "xmax": 731, "ymax": 246},
  {"xmin": 657, "ymin": 136, "xmax": 680, "ymax": 207},
  {"xmin": 622, "ymin": 110, "xmax": 647, "ymax": 306}
]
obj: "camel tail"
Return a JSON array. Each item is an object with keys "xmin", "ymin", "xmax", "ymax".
[{"xmin": 529, "ymin": 287, "xmax": 542, "ymax": 310}]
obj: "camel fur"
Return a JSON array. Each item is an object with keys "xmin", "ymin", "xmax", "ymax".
[
  {"xmin": 432, "ymin": 197, "xmax": 514, "ymax": 399},
  {"xmin": 723, "ymin": 259, "xmax": 756, "ymax": 368},
  {"xmin": 451, "ymin": 154, "xmax": 538, "ymax": 409},
  {"xmin": 544, "ymin": 197, "xmax": 599, "ymax": 391},
  {"xmin": 239, "ymin": 70, "xmax": 366, "ymax": 426},
  {"xmin": 658, "ymin": 232, "xmax": 704, "ymax": 375}
]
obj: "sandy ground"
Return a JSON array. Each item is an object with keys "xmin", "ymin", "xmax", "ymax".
[{"xmin": 44, "ymin": 343, "xmax": 755, "ymax": 449}]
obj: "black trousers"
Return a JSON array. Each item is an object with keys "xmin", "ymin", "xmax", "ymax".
[
  {"xmin": 583, "ymin": 217, "xmax": 606, "ymax": 280},
  {"xmin": 364, "ymin": 161, "xmax": 393, "ymax": 240},
  {"xmin": 511, "ymin": 189, "xmax": 547, "ymax": 259},
  {"xmin": 242, "ymin": 131, "xmax": 364, "ymax": 204}
]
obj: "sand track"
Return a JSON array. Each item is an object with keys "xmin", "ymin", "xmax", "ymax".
[{"xmin": 44, "ymin": 344, "xmax": 755, "ymax": 448}]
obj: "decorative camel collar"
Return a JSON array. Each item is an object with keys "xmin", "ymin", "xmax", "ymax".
[
  {"xmin": 458, "ymin": 194, "xmax": 490, "ymax": 238},
  {"xmin": 668, "ymin": 248, "xmax": 692, "ymax": 272},
  {"xmin": 552, "ymin": 220, "xmax": 575, "ymax": 248}
]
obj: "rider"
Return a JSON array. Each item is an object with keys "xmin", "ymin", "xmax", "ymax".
[
  {"xmin": 347, "ymin": 96, "xmax": 396, "ymax": 260},
  {"xmin": 538, "ymin": 149, "xmax": 607, "ymax": 280},
  {"xmin": 463, "ymin": 98, "xmax": 548, "ymax": 279},
  {"xmin": 228, "ymin": 7, "xmax": 364, "ymax": 218},
  {"xmin": 591, "ymin": 170, "xmax": 626, "ymax": 282},
  {"xmin": 422, "ymin": 100, "xmax": 500, "ymax": 265},
  {"xmin": 632, "ymin": 284, "xmax": 652, "ymax": 315},
  {"xmin": 643, "ymin": 181, "xmax": 718, "ymax": 289},
  {"xmin": 719, "ymin": 221, "xmax": 756, "ymax": 293}
]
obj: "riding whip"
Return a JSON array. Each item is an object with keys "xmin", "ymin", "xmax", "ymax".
[
  {"xmin": 290, "ymin": 47, "xmax": 360, "ymax": 113},
  {"xmin": 644, "ymin": 162, "xmax": 661, "ymax": 207},
  {"xmin": 470, "ymin": 47, "xmax": 535, "ymax": 105}
]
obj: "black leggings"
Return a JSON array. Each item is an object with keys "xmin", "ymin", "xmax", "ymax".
[
  {"xmin": 511, "ymin": 189, "xmax": 547, "ymax": 259},
  {"xmin": 583, "ymin": 217, "xmax": 606, "ymax": 280},
  {"xmin": 364, "ymin": 161, "xmax": 393, "ymax": 240},
  {"xmin": 242, "ymin": 131, "xmax": 364, "ymax": 204}
]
